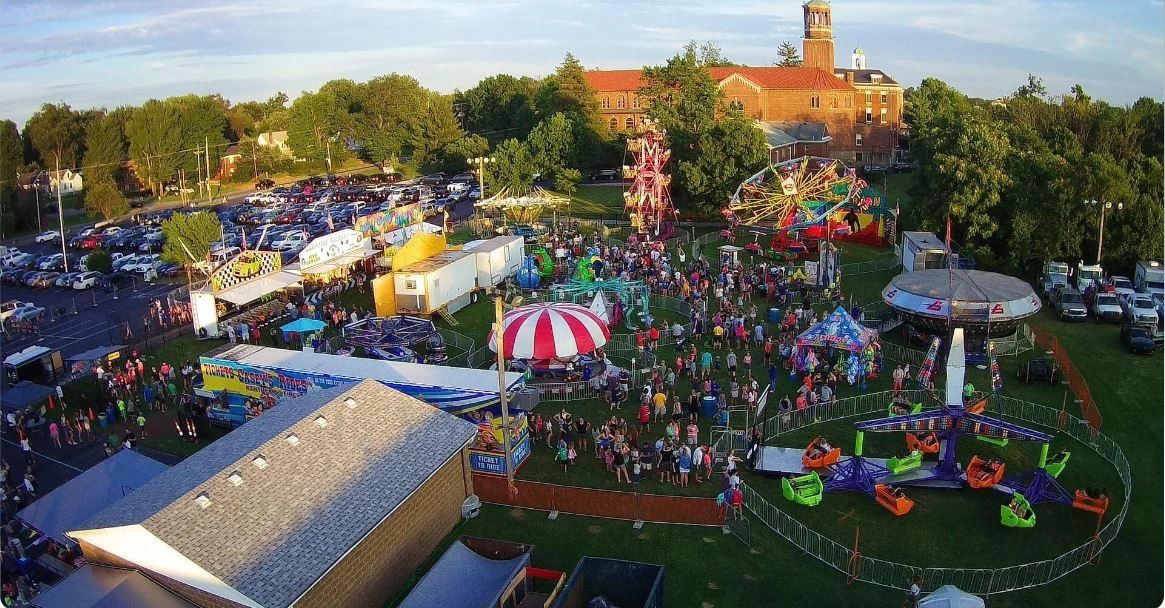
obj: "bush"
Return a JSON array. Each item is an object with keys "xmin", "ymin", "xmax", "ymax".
[{"xmin": 85, "ymin": 249, "xmax": 112, "ymax": 273}]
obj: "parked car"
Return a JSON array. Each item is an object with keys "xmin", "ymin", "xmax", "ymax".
[
  {"xmin": 1122, "ymin": 293, "xmax": 1159, "ymax": 325},
  {"xmin": 1104, "ymin": 275, "xmax": 1136, "ymax": 299},
  {"xmin": 1, "ymin": 300, "xmax": 45, "ymax": 323},
  {"xmin": 589, "ymin": 169, "xmax": 619, "ymax": 181},
  {"xmin": 55, "ymin": 272, "xmax": 83, "ymax": 288},
  {"xmin": 1090, "ymin": 292, "xmax": 1123, "ymax": 323},
  {"xmin": 255, "ymin": 178, "xmax": 276, "ymax": 190},
  {"xmin": 271, "ymin": 232, "xmax": 308, "ymax": 251},
  {"xmin": 72, "ymin": 271, "xmax": 103, "ymax": 290},
  {"xmin": 1016, "ymin": 358, "xmax": 1061, "ymax": 384},
  {"xmin": 1120, "ymin": 322, "xmax": 1158, "ymax": 355},
  {"xmin": 1051, "ymin": 287, "xmax": 1087, "ymax": 321},
  {"xmin": 34, "ymin": 230, "xmax": 61, "ymax": 243},
  {"xmin": 31, "ymin": 271, "xmax": 60, "ymax": 288}
]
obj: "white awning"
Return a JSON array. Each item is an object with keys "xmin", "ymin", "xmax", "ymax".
[
  {"xmin": 215, "ymin": 270, "xmax": 302, "ymax": 306},
  {"xmin": 299, "ymin": 244, "xmax": 378, "ymax": 276}
]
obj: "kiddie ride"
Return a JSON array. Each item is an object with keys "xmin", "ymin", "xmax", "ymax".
[{"xmin": 768, "ymin": 329, "xmax": 1110, "ymax": 527}]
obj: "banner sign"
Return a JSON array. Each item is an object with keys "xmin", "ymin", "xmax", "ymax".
[
  {"xmin": 354, "ymin": 203, "xmax": 425, "ymax": 236},
  {"xmin": 469, "ymin": 421, "xmax": 532, "ymax": 476},
  {"xmin": 300, "ymin": 229, "xmax": 365, "ymax": 269}
]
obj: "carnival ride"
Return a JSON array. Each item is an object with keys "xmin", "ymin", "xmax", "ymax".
[
  {"xmin": 623, "ymin": 122, "xmax": 677, "ymax": 240},
  {"xmin": 883, "ymin": 269, "xmax": 1042, "ymax": 341},
  {"xmin": 549, "ymin": 278, "xmax": 651, "ymax": 330},
  {"xmin": 342, "ymin": 315, "xmax": 447, "ymax": 364},
  {"xmin": 757, "ymin": 328, "xmax": 1105, "ymax": 525},
  {"xmin": 723, "ymin": 156, "xmax": 872, "ymax": 255}
]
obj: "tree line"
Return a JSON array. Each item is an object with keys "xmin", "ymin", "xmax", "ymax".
[{"xmin": 906, "ymin": 75, "xmax": 1163, "ymax": 275}]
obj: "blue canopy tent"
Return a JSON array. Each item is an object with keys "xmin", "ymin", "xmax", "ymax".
[
  {"xmin": 280, "ymin": 318, "xmax": 328, "ymax": 335},
  {"xmin": 795, "ymin": 305, "xmax": 877, "ymax": 353},
  {"xmin": 399, "ymin": 539, "xmax": 531, "ymax": 608}
]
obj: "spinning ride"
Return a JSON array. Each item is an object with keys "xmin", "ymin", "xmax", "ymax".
[
  {"xmin": 882, "ymin": 269, "xmax": 1041, "ymax": 340},
  {"xmin": 342, "ymin": 315, "xmax": 447, "ymax": 363},
  {"xmin": 623, "ymin": 122, "xmax": 677, "ymax": 240},
  {"xmin": 723, "ymin": 156, "xmax": 871, "ymax": 242},
  {"xmin": 487, "ymin": 302, "xmax": 610, "ymax": 361}
]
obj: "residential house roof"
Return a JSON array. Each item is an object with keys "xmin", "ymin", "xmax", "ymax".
[
  {"xmin": 73, "ymin": 379, "xmax": 479, "ymax": 608},
  {"xmin": 585, "ymin": 66, "xmax": 855, "ymax": 93},
  {"xmin": 757, "ymin": 121, "xmax": 831, "ymax": 148},
  {"xmin": 834, "ymin": 68, "xmax": 900, "ymax": 86},
  {"xmin": 222, "ymin": 144, "xmax": 241, "ymax": 157},
  {"xmin": 257, "ymin": 131, "xmax": 289, "ymax": 147}
]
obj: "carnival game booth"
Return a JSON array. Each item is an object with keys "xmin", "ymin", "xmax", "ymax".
[
  {"xmin": 190, "ymin": 250, "xmax": 301, "ymax": 339},
  {"xmin": 288, "ymin": 228, "xmax": 378, "ymax": 285},
  {"xmin": 354, "ymin": 200, "xmax": 434, "ymax": 250},
  {"xmin": 793, "ymin": 306, "xmax": 880, "ymax": 386},
  {"xmin": 198, "ymin": 344, "xmax": 531, "ymax": 476}
]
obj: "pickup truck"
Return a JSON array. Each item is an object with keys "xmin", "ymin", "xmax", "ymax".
[
  {"xmin": 1090, "ymin": 292, "xmax": 1123, "ymax": 323},
  {"xmin": 1, "ymin": 300, "xmax": 47, "ymax": 324},
  {"xmin": 1051, "ymin": 287, "xmax": 1088, "ymax": 321}
]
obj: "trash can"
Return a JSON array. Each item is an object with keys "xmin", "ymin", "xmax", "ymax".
[
  {"xmin": 769, "ymin": 307, "xmax": 781, "ymax": 322},
  {"xmin": 97, "ymin": 413, "xmax": 108, "ymax": 429},
  {"xmin": 701, "ymin": 395, "xmax": 718, "ymax": 418}
]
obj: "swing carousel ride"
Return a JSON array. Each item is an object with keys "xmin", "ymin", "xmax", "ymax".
[
  {"xmin": 475, "ymin": 186, "xmax": 569, "ymax": 239},
  {"xmin": 723, "ymin": 156, "xmax": 871, "ymax": 251},
  {"xmin": 623, "ymin": 121, "xmax": 677, "ymax": 240}
]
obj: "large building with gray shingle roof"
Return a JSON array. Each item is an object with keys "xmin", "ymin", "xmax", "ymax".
[{"xmin": 68, "ymin": 379, "xmax": 480, "ymax": 608}]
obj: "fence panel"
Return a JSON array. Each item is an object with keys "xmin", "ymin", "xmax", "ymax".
[
  {"xmin": 551, "ymin": 485, "xmax": 639, "ymax": 520},
  {"xmin": 638, "ymin": 493, "xmax": 723, "ymax": 525}
]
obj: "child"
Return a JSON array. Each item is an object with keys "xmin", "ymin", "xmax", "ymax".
[
  {"xmin": 567, "ymin": 442, "xmax": 577, "ymax": 466},
  {"xmin": 639, "ymin": 401, "xmax": 651, "ymax": 432},
  {"xmin": 686, "ymin": 421, "xmax": 698, "ymax": 447},
  {"xmin": 136, "ymin": 413, "xmax": 148, "ymax": 439},
  {"xmin": 631, "ymin": 448, "xmax": 642, "ymax": 484},
  {"xmin": 603, "ymin": 445, "xmax": 615, "ymax": 472},
  {"xmin": 557, "ymin": 439, "xmax": 570, "ymax": 473}
]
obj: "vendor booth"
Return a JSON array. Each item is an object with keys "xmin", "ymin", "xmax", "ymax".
[
  {"xmin": 198, "ymin": 344, "xmax": 531, "ymax": 476},
  {"xmin": 794, "ymin": 305, "xmax": 881, "ymax": 386},
  {"xmin": 190, "ymin": 250, "xmax": 301, "ymax": 338},
  {"xmin": 292, "ymin": 228, "xmax": 378, "ymax": 282},
  {"xmin": 0, "ymin": 381, "xmax": 54, "ymax": 417},
  {"xmin": 65, "ymin": 345, "xmax": 127, "ymax": 378},
  {"xmin": 4, "ymin": 345, "xmax": 63, "ymax": 386}
]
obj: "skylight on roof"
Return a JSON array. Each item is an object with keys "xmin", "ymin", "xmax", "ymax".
[
  {"xmin": 252, "ymin": 455, "xmax": 268, "ymax": 469},
  {"xmin": 227, "ymin": 471, "xmax": 243, "ymax": 486},
  {"xmin": 344, "ymin": 397, "xmax": 358, "ymax": 409},
  {"xmin": 315, "ymin": 415, "xmax": 329, "ymax": 428},
  {"xmin": 286, "ymin": 433, "xmax": 300, "ymax": 446},
  {"xmin": 195, "ymin": 492, "xmax": 212, "ymax": 509}
]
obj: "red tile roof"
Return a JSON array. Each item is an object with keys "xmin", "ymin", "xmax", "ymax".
[{"xmin": 584, "ymin": 66, "xmax": 856, "ymax": 93}]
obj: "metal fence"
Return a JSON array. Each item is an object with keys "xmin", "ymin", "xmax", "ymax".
[
  {"xmin": 738, "ymin": 390, "xmax": 1131, "ymax": 596},
  {"xmin": 839, "ymin": 255, "xmax": 900, "ymax": 276},
  {"xmin": 437, "ymin": 327, "xmax": 476, "ymax": 368}
]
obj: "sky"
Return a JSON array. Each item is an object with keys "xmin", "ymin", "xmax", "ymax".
[{"xmin": 2, "ymin": 0, "xmax": 1163, "ymax": 126}]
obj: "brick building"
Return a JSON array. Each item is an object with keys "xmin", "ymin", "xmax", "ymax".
[
  {"xmin": 63, "ymin": 380, "xmax": 479, "ymax": 608},
  {"xmin": 584, "ymin": 0, "xmax": 903, "ymax": 166}
]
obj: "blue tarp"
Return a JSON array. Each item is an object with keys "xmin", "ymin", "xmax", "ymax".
[
  {"xmin": 16, "ymin": 449, "xmax": 170, "ymax": 546},
  {"xmin": 795, "ymin": 305, "xmax": 877, "ymax": 353},
  {"xmin": 0, "ymin": 381, "xmax": 54, "ymax": 413},
  {"xmin": 399, "ymin": 540, "xmax": 530, "ymax": 608},
  {"xmin": 280, "ymin": 318, "xmax": 328, "ymax": 334}
]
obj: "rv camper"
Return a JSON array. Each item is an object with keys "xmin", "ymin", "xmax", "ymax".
[
  {"xmin": 393, "ymin": 250, "xmax": 480, "ymax": 315},
  {"xmin": 463, "ymin": 235, "xmax": 525, "ymax": 289}
]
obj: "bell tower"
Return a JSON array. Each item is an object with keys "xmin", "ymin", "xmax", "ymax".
[{"xmin": 802, "ymin": 0, "xmax": 835, "ymax": 72}]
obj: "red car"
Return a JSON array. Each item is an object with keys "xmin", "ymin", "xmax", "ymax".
[{"xmin": 80, "ymin": 235, "xmax": 102, "ymax": 249}]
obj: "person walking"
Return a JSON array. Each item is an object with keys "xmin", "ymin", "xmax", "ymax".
[{"xmin": 48, "ymin": 422, "xmax": 61, "ymax": 448}]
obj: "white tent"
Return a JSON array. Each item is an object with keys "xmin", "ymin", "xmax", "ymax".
[
  {"xmin": 589, "ymin": 291, "xmax": 610, "ymax": 325},
  {"xmin": 918, "ymin": 585, "xmax": 985, "ymax": 608}
]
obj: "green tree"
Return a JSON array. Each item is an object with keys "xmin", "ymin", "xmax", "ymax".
[
  {"xmin": 287, "ymin": 90, "xmax": 347, "ymax": 167},
  {"xmin": 691, "ymin": 40, "xmax": 738, "ymax": 67},
  {"xmin": 354, "ymin": 74, "xmax": 431, "ymax": 164},
  {"xmin": 526, "ymin": 112, "xmax": 576, "ymax": 179},
  {"xmin": 160, "ymin": 211, "xmax": 222, "ymax": 268},
  {"xmin": 84, "ymin": 249, "xmax": 112, "ymax": 274},
  {"xmin": 487, "ymin": 138, "xmax": 536, "ymax": 194},
  {"xmin": 0, "ymin": 119, "xmax": 22, "ymax": 191},
  {"xmin": 81, "ymin": 114, "xmax": 127, "ymax": 185},
  {"xmin": 84, "ymin": 179, "xmax": 128, "ymax": 220},
  {"xmin": 675, "ymin": 116, "xmax": 769, "ymax": 213},
  {"xmin": 24, "ymin": 102, "xmax": 82, "ymax": 170},
  {"xmin": 537, "ymin": 54, "xmax": 603, "ymax": 128},
  {"xmin": 413, "ymin": 94, "xmax": 465, "ymax": 172},
  {"xmin": 458, "ymin": 74, "xmax": 540, "ymax": 143},
  {"xmin": 169, "ymin": 94, "xmax": 230, "ymax": 184},
  {"xmin": 554, "ymin": 167, "xmax": 582, "ymax": 198},
  {"xmin": 775, "ymin": 41, "xmax": 802, "ymax": 67},
  {"xmin": 1014, "ymin": 74, "xmax": 1047, "ymax": 99},
  {"xmin": 640, "ymin": 46, "xmax": 721, "ymax": 142},
  {"xmin": 125, "ymin": 99, "xmax": 183, "ymax": 194},
  {"xmin": 437, "ymin": 134, "xmax": 490, "ymax": 175}
]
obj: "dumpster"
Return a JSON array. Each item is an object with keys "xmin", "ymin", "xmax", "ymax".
[{"xmin": 552, "ymin": 557, "xmax": 664, "ymax": 608}]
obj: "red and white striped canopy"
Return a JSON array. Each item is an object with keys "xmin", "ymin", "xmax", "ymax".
[{"xmin": 489, "ymin": 302, "xmax": 610, "ymax": 360}]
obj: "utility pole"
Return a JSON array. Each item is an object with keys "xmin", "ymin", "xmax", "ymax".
[
  {"xmin": 55, "ymin": 159, "xmax": 68, "ymax": 273},
  {"xmin": 34, "ymin": 184, "xmax": 42, "ymax": 232},
  {"xmin": 1086, "ymin": 199, "xmax": 1123, "ymax": 265},
  {"xmin": 493, "ymin": 296, "xmax": 517, "ymax": 498},
  {"xmin": 205, "ymin": 137, "xmax": 212, "ymax": 205},
  {"xmin": 251, "ymin": 139, "xmax": 259, "ymax": 179}
]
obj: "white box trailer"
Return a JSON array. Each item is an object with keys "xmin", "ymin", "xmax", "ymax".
[
  {"xmin": 900, "ymin": 231, "xmax": 949, "ymax": 272},
  {"xmin": 393, "ymin": 250, "xmax": 480, "ymax": 315},
  {"xmin": 1135, "ymin": 260, "xmax": 1164, "ymax": 297},
  {"xmin": 463, "ymin": 235, "xmax": 525, "ymax": 289}
]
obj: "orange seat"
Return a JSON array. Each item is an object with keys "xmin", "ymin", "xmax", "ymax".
[
  {"xmin": 905, "ymin": 432, "xmax": 940, "ymax": 455},
  {"xmin": 1072, "ymin": 490, "xmax": 1110, "ymax": 516},
  {"xmin": 802, "ymin": 436, "xmax": 841, "ymax": 468},
  {"xmin": 966, "ymin": 397, "xmax": 987, "ymax": 415},
  {"xmin": 874, "ymin": 484, "xmax": 915, "ymax": 516},
  {"xmin": 966, "ymin": 455, "xmax": 1005, "ymax": 489}
]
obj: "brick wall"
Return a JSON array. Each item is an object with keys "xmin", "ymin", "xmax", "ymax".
[{"xmin": 293, "ymin": 448, "xmax": 473, "ymax": 608}]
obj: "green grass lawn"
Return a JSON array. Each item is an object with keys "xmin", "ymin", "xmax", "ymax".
[{"xmin": 569, "ymin": 184, "xmax": 625, "ymax": 216}]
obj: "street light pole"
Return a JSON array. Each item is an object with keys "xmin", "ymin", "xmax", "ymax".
[
  {"xmin": 1086, "ymin": 199, "xmax": 1123, "ymax": 265},
  {"xmin": 55, "ymin": 158, "xmax": 68, "ymax": 273}
]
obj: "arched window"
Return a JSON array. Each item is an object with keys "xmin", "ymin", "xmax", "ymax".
[
  {"xmin": 625, "ymin": 117, "xmax": 635, "ymax": 129},
  {"xmin": 608, "ymin": 117, "xmax": 617, "ymax": 131},
  {"xmin": 829, "ymin": 95, "xmax": 838, "ymax": 109},
  {"xmin": 729, "ymin": 97, "xmax": 744, "ymax": 112},
  {"xmin": 810, "ymin": 95, "xmax": 820, "ymax": 109},
  {"xmin": 601, "ymin": 96, "xmax": 610, "ymax": 109},
  {"xmin": 632, "ymin": 96, "xmax": 640, "ymax": 109},
  {"xmin": 617, "ymin": 95, "xmax": 626, "ymax": 109}
]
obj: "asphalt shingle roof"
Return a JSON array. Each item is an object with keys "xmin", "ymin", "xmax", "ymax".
[
  {"xmin": 77, "ymin": 380, "xmax": 479, "ymax": 608},
  {"xmin": 834, "ymin": 68, "xmax": 900, "ymax": 86},
  {"xmin": 757, "ymin": 121, "xmax": 831, "ymax": 147}
]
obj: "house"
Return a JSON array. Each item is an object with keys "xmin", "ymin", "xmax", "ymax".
[
  {"xmin": 66, "ymin": 379, "xmax": 480, "ymax": 608},
  {"xmin": 48, "ymin": 169, "xmax": 84, "ymax": 195},
  {"xmin": 218, "ymin": 144, "xmax": 242, "ymax": 180},
  {"xmin": 756, "ymin": 121, "xmax": 832, "ymax": 164},
  {"xmin": 584, "ymin": 0, "xmax": 904, "ymax": 166},
  {"xmin": 257, "ymin": 131, "xmax": 291, "ymax": 156}
]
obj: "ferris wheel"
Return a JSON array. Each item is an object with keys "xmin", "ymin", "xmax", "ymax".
[
  {"xmin": 722, "ymin": 156, "xmax": 869, "ymax": 232},
  {"xmin": 623, "ymin": 121, "xmax": 677, "ymax": 240}
]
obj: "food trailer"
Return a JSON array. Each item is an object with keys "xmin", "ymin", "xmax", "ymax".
[{"xmin": 392, "ymin": 250, "xmax": 480, "ymax": 315}]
